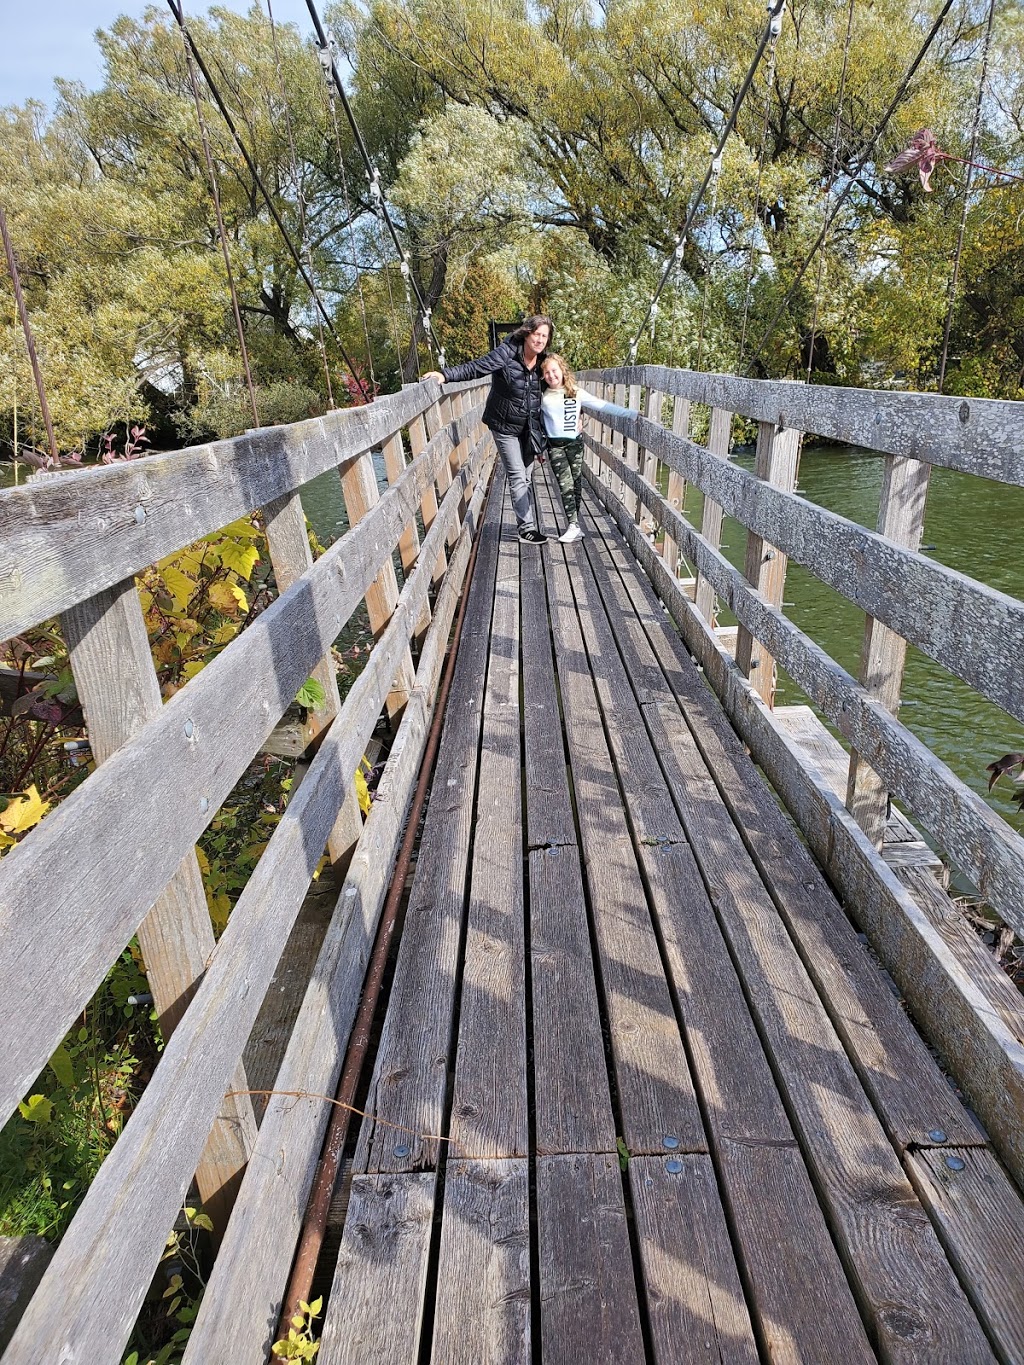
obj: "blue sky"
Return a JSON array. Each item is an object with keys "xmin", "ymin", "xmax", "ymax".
[{"xmin": 0, "ymin": 2, "xmax": 318, "ymax": 109}]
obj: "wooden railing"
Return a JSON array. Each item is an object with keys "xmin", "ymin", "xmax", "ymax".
[
  {"xmin": 581, "ymin": 364, "xmax": 1024, "ymax": 1188},
  {"xmin": 0, "ymin": 377, "xmax": 493, "ymax": 1363}
]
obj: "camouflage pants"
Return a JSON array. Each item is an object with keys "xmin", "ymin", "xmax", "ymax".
[{"xmin": 547, "ymin": 437, "xmax": 585, "ymax": 523}]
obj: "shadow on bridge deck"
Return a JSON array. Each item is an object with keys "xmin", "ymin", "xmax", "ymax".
[{"xmin": 310, "ymin": 466, "xmax": 1024, "ymax": 1363}]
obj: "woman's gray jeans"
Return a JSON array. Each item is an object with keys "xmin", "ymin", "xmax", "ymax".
[{"xmin": 490, "ymin": 429, "xmax": 537, "ymax": 532}]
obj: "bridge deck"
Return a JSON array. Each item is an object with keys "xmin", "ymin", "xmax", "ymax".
[{"xmin": 316, "ymin": 466, "xmax": 1024, "ymax": 1363}]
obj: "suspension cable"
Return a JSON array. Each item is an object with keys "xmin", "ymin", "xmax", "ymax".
[
  {"xmin": 303, "ymin": 0, "xmax": 442, "ymax": 363},
  {"xmin": 177, "ymin": 23, "xmax": 260, "ymax": 427},
  {"xmin": 694, "ymin": 156, "xmax": 723, "ymax": 371},
  {"xmin": 166, "ymin": 0, "xmax": 365, "ymax": 392},
  {"xmin": 317, "ymin": 45, "xmax": 378, "ymax": 394},
  {"xmin": 805, "ymin": 0, "xmax": 856, "ymax": 384},
  {"xmin": 628, "ymin": 0, "xmax": 787, "ymax": 361},
  {"xmin": 265, "ymin": 0, "xmax": 336, "ymax": 408},
  {"xmin": 937, "ymin": 0, "xmax": 996, "ymax": 393},
  {"xmin": 738, "ymin": 36, "xmax": 778, "ymax": 367},
  {"xmin": 743, "ymin": 0, "xmax": 957, "ymax": 376}
]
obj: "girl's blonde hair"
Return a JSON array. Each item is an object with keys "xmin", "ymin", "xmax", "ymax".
[{"xmin": 542, "ymin": 353, "xmax": 577, "ymax": 398}]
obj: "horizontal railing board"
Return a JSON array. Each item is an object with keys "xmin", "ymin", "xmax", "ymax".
[
  {"xmin": 183, "ymin": 446, "xmax": 494, "ymax": 1364},
  {"xmin": 580, "ymin": 366, "xmax": 1024, "ymax": 486},
  {"xmin": 4, "ymin": 426, "xmax": 489, "ymax": 1365},
  {"xmin": 0, "ymin": 380, "xmax": 486, "ymax": 642},
  {"xmin": 586, "ymin": 432, "xmax": 1024, "ymax": 954},
  {"xmin": 0, "ymin": 405, "xmax": 482, "ymax": 1127},
  {"xmin": 592, "ymin": 411, "xmax": 1024, "ymax": 729},
  {"xmin": 585, "ymin": 464, "xmax": 1024, "ymax": 1190}
]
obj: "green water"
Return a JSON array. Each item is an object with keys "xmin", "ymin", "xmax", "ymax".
[{"xmin": 5, "ymin": 445, "xmax": 1024, "ymax": 828}]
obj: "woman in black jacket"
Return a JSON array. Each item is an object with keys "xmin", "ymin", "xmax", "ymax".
[{"xmin": 424, "ymin": 315, "xmax": 553, "ymax": 543}]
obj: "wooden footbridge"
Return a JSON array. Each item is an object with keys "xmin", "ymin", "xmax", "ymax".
[{"xmin": 3, "ymin": 369, "xmax": 1024, "ymax": 1362}]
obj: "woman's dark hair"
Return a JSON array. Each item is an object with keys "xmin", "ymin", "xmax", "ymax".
[{"xmin": 509, "ymin": 314, "xmax": 554, "ymax": 346}]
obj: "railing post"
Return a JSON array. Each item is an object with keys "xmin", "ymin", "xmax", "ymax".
[
  {"xmin": 407, "ymin": 406, "xmax": 446, "ymax": 586},
  {"xmin": 641, "ymin": 388, "xmax": 662, "ymax": 538},
  {"xmin": 380, "ymin": 428, "xmax": 431, "ymax": 647},
  {"xmin": 694, "ymin": 407, "xmax": 734, "ymax": 622},
  {"xmin": 339, "ymin": 449, "xmax": 416, "ymax": 724},
  {"xmin": 614, "ymin": 380, "xmax": 637, "ymax": 518},
  {"xmin": 263, "ymin": 489, "xmax": 364, "ymax": 871},
  {"xmin": 662, "ymin": 396, "xmax": 690, "ymax": 575},
  {"xmin": 61, "ymin": 582, "xmax": 257, "ymax": 1233},
  {"xmin": 845, "ymin": 455, "xmax": 931, "ymax": 845},
  {"xmin": 734, "ymin": 419, "xmax": 801, "ymax": 703},
  {"xmin": 625, "ymin": 379, "xmax": 642, "ymax": 521}
]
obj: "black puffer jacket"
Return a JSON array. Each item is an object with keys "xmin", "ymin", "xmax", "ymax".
[{"xmin": 442, "ymin": 339, "xmax": 545, "ymax": 448}]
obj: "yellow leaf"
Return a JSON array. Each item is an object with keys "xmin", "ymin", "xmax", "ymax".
[
  {"xmin": 195, "ymin": 846, "xmax": 210, "ymax": 874},
  {"xmin": 220, "ymin": 539, "xmax": 261, "ymax": 581},
  {"xmin": 160, "ymin": 566, "xmax": 196, "ymax": 614},
  {"xmin": 207, "ymin": 581, "xmax": 242, "ymax": 614},
  {"xmin": 221, "ymin": 517, "xmax": 263, "ymax": 541},
  {"xmin": 182, "ymin": 660, "xmax": 206, "ymax": 681},
  {"xmin": 354, "ymin": 766, "xmax": 371, "ymax": 816},
  {"xmin": 0, "ymin": 786, "xmax": 51, "ymax": 835},
  {"xmin": 230, "ymin": 584, "xmax": 249, "ymax": 613}
]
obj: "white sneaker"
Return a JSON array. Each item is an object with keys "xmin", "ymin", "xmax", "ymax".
[{"xmin": 558, "ymin": 523, "xmax": 584, "ymax": 543}]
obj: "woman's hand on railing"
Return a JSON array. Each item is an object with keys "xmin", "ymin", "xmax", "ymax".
[{"xmin": 424, "ymin": 371, "xmax": 445, "ymax": 384}]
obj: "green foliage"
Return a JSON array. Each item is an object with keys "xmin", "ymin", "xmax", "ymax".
[
  {"xmin": 272, "ymin": 1297, "xmax": 323, "ymax": 1360},
  {"xmin": 0, "ymin": 948, "xmax": 151, "ymax": 1238}
]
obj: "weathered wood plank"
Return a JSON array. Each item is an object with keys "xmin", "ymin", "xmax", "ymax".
[
  {"xmin": 583, "ymin": 470, "xmax": 1024, "ymax": 1190},
  {"xmin": 581, "ymin": 364, "xmax": 1024, "ymax": 486},
  {"xmin": 540, "ymin": 511, "xmax": 705, "ymax": 1157},
  {"xmin": 0, "ymin": 416, "xmax": 467, "ymax": 1127},
  {"xmin": 590, "ymin": 410, "xmax": 1024, "ymax": 727},
  {"xmin": 263, "ymin": 486, "xmax": 362, "ymax": 869},
  {"xmin": 5, "ymin": 450, "xmax": 493, "ymax": 1365},
  {"xmin": 628, "ymin": 1155, "xmax": 758, "ymax": 1365},
  {"xmin": 906, "ymin": 1147, "xmax": 1024, "ymax": 1363},
  {"xmin": 340, "ymin": 448, "xmax": 416, "ymax": 720},
  {"xmin": 529, "ymin": 845, "xmax": 617, "ymax": 1156},
  {"xmin": 448, "ymin": 527, "xmax": 528, "ymax": 1161},
  {"xmin": 584, "ymin": 430, "xmax": 1024, "ymax": 946},
  {"xmin": 354, "ymin": 481, "xmax": 504, "ymax": 1176},
  {"xmin": 846, "ymin": 454, "xmax": 932, "ymax": 844},
  {"xmin": 694, "ymin": 406, "xmax": 732, "ymax": 623},
  {"xmin": 733, "ymin": 419, "xmax": 800, "ymax": 700},
  {"xmin": 430, "ymin": 1159, "xmax": 531, "ymax": 1364},
  {"xmin": 61, "ymin": 580, "xmax": 257, "ymax": 1229},
  {"xmin": 0, "ymin": 385, "xmax": 440, "ymax": 640},
  {"xmin": 183, "ymin": 460, "xmax": 496, "ymax": 1364},
  {"xmin": 318, "ymin": 1173, "xmax": 435, "ymax": 1364},
  {"xmin": 537, "ymin": 1153, "xmax": 646, "ymax": 1364},
  {"xmin": 520, "ymin": 549, "xmax": 577, "ymax": 853},
  {"xmin": 661, "ymin": 395, "xmax": 690, "ymax": 576}
]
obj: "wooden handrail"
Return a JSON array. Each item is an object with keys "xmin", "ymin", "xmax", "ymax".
[
  {"xmin": 581, "ymin": 364, "xmax": 1024, "ymax": 484},
  {"xmin": 0, "ymin": 390, "xmax": 486, "ymax": 1125}
]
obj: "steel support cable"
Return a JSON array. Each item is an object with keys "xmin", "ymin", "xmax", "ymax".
[
  {"xmin": 319, "ymin": 52, "xmax": 379, "ymax": 393},
  {"xmin": 805, "ymin": 0, "xmax": 856, "ymax": 384},
  {"xmin": 266, "ymin": 0, "xmax": 336, "ymax": 408},
  {"xmin": 738, "ymin": 38, "xmax": 779, "ymax": 366},
  {"xmin": 166, "ymin": 0, "xmax": 365, "ymax": 393},
  {"xmin": 302, "ymin": 0, "xmax": 441, "ymax": 362},
  {"xmin": 177, "ymin": 21, "xmax": 260, "ymax": 427},
  {"xmin": 628, "ymin": 0, "xmax": 787, "ymax": 361},
  {"xmin": 937, "ymin": 0, "xmax": 996, "ymax": 393},
  {"xmin": 694, "ymin": 161, "xmax": 722, "ymax": 371},
  {"xmin": 743, "ymin": 0, "xmax": 958, "ymax": 376}
]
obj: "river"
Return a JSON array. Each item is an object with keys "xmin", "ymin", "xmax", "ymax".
[{"xmin": 4, "ymin": 441, "xmax": 1024, "ymax": 831}]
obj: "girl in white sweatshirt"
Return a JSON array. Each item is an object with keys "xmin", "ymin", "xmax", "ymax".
[{"xmin": 540, "ymin": 355, "xmax": 639, "ymax": 542}]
